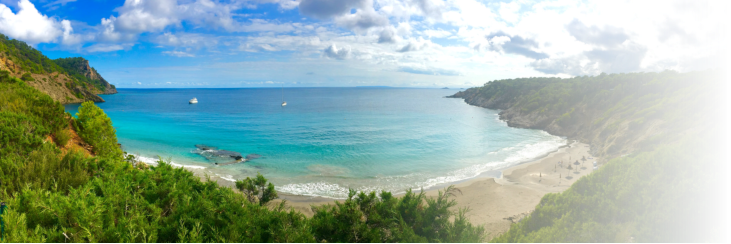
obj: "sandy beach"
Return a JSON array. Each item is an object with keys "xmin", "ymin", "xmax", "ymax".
[
  {"xmin": 190, "ymin": 141, "xmax": 596, "ymax": 240},
  {"xmin": 267, "ymin": 141, "xmax": 597, "ymax": 239}
]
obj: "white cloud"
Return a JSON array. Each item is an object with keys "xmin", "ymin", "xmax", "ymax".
[
  {"xmin": 85, "ymin": 43, "xmax": 129, "ymax": 52},
  {"xmin": 0, "ymin": 0, "xmax": 67, "ymax": 43},
  {"xmin": 113, "ymin": 0, "xmax": 178, "ymax": 33},
  {"xmin": 421, "ymin": 29, "xmax": 451, "ymax": 38},
  {"xmin": 498, "ymin": 1, "xmax": 520, "ymax": 23},
  {"xmin": 162, "ymin": 50, "xmax": 195, "ymax": 57}
]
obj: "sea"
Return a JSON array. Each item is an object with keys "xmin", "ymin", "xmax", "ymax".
[{"xmin": 64, "ymin": 88, "xmax": 565, "ymax": 199}]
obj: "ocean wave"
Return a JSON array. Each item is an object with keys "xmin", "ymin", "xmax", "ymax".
[
  {"xmin": 135, "ymin": 155, "xmax": 208, "ymax": 170},
  {"xmin": 276, "ymin": 137, "xmax": 566, "ymax": 199},
  {"xmin": 277, "ymin": 182, "xmax": 357, "ymax": 199}
]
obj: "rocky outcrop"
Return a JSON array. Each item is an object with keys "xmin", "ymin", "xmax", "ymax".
[
  {"xmin": 24, "ymin": 72, "xmax": 105, "ymax": 104},
  {"xmin": 73, "ymin": 58, "xmax": 117, "ymax": 94},
  {"xmin": 53, "ymin": 57, "xmax": 117, "ymax": 95}
]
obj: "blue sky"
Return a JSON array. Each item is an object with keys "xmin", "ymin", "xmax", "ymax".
[{"xmin": 0, "ymin": 0, "xmax": 726, "ymax": 88}]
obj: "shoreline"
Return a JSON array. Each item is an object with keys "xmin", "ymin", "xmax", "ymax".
[
  {"xmin": 268, "ymin": 141, "xmax": 596, "ymax": 239},
  {"xmin": 145, "ymin": 140, "xmax": 596, "ymax": 239},
  {"xmin": 134, "ymin": 139, "xmax": 570, "ymax": 202}
]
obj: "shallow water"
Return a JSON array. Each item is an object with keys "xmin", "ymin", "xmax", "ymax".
[{"xmin": 65, "ymin": 88, "xmax": 564, "ymax": 198}]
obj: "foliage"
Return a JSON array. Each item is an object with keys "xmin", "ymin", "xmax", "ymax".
[
  {"xmin": 0, "ymin": 34, "xmax": 110, "ymax": 96},
  {"xmin": 20, "ymin": 73, "xmax": 33, "ymax": 82},
  {"xmin": 52, "ymin": 127, "xmax": 71, "ymax": 148},
  {"xmin": 465, "ymin": 70, "xmax": 717, "ymax": 129},
  {"xmin": 235, "ymin": 173, "xmax": 278, "ymax": 206},
  {"xmin": 75, "ymin": 101, "xmax": 123, "ymax": 159},
  {"xmin": 0, "ymin": 35, "xmax": 65, "ymax": 74},
  {"xmin": 53, "ymin": 58, "xmax": 107, "ymax": 92},
  {"xmin": 311, "ymin": 186, "xmax": 485, "ymax": 242},
  {"xmin": 491, "ymin": 135, "xmax": 728, "ymax": 242}
]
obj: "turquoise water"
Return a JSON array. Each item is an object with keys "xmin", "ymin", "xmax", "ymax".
[{"xmin": 65, "ymin": 88, "xmax": 564, "ymax": 198}]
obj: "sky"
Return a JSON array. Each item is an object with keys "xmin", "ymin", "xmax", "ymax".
[{"xmin": 0, "ymin": 0, "xmax": 727, "ymax": 88}]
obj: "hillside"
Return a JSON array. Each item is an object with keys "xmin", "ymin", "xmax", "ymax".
[
  {"xmin": 448, "ymin": 71, "xmax": 720, "ymax": 160},
  {"xmin": 450, "ymin": 71, "xmax": 729, "ymax": 242},
  {"xmin": 54, "ymin": 57, "xmax": 117, "ymax": 95},
  {"xmin": 0, "ymin": 34, "xmax": 116, "ymax": 104}
]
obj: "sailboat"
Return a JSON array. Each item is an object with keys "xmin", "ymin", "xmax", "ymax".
[{"xmin": 281, "ymin": 84, "xmax": 287, "ymax": 107}]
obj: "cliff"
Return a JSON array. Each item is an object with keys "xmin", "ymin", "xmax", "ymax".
[
  {"xmin": 0, "ymin": 34, "xmax": 115, "ymax": 104},
  {"xmin": 53, "ymin": 57, "xmax": 117, "ymax": 95},
  {"xmin": 448, "ymin": 71, "xmax": 721, "ymax": 160}
]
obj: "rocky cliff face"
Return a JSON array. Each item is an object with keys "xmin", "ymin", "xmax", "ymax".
[
  {"xmin": 73, "ymin": 58, "xmax": 117, "ymax": 94},
  {"xmin": 448, "ymin": 88, "xmax": 704, "ymax": 158}
]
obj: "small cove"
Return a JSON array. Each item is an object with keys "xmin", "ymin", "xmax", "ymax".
[{"xmin": 65, "ymin": 87, "xmax": 565, "ymax": 198}]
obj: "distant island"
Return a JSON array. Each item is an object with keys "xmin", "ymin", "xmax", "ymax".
[{"xmin": 355, "ymin": 86, "xmax": 391, "ymax": 88}]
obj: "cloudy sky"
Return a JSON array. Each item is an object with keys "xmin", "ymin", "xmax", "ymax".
[{"xmin": 0, "ymin": 0, "xmax": 726, "ymax": 88}]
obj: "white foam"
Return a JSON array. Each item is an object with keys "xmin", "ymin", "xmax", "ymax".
[
  {"xmin": 216, "ymin": 174, "xmax": 236, "ymax": 182},
  {"xmin": 277, "ymin": 182, "xmax": 355, "ymax": 199},
  {"xmin": 135, "ymin": 155, "xmax": 208, "ymax": 170},
  {"xmin": 275, "ymin": 137, "xmax": 566, "ymax": 199}
]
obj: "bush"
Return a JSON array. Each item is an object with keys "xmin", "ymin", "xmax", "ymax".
[
  {"xmin": 75, "ymin": 101, "xmax": 123, "ymax": 159},
  {"xmin": 235, "ymin": 173, "xmax": 279, "ymax": 206},
  {"xmin": 21, "ymin": 72, "xmax": 33, "ymax": 81},
  {"xmin": 53, "ymin": 127, "xmax": 71, "ymax": 147},
  {"xmin": 311, "ymin": 186, "xmax": 485, "ymax": 242}
]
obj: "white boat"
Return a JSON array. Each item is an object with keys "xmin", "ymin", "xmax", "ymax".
[
  {"xmin": 281, "ymin": 84, "xmax": 286, "ymax": 107},
  {"xmin": 189, "ymin": 98, "xmax": 198, "ymax": 104}
]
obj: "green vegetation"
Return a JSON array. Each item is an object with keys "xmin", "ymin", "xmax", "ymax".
[
  {"xmin": 491, "ymin": 136, "xmax": 725, "ymax": 242},
  {"xmin": 20, "ymin": 73, "xmax": 33, "ymax": 82},
  {"xmin": 52, "ymin": 127, "xmax": 70, "ymax": 147},
  {"xmin": 456, "ymin": 70, "xmax": 720, "ymax": 158},
  {"xmin": 311, "ymin": 186, "xmax": 484, "ymax": 242},
  {"xmin": 0, "ymin": 35, "xmax": 112, "ymax": 98},
  {"xmin": 53, "ymin": 57, "xmax": 107, "ymax": 92},
  {"xmin": 235, "ymin": 173, "xmax": 279, "ymax": 206},
  {"xmin": 0, "ymin": 69, "xmax": 485, "ymax": 242},
  {"xmin": 0, "ymin": 35, "xmax": 65, "ymax": 74},
  {"xmin": 74, "ymin": 101, "xmax": 123, "ymax": 158}
]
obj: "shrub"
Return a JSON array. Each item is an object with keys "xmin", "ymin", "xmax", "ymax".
[
  {"xmin": 21, "ymin": 72, "xmax": 33, "ymax": 81},
  {"xmin": 53, "ymin": 127, "xmax": 71, "ymax": 147},
  {"xmin": 75, "ymin": 101, "xmax": 123, "ymax": 159},
  {"xmin": 235, "ymin": 173, "xmax": 278, "ymax": 206},
  {"xmin": 311, "ymin": 186, "xmax": 485, "ymax": 242}
]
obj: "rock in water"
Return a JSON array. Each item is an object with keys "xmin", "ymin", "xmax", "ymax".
[
  {"xmin": 195, "ymin": 144, "xmax": 218, "ymax": 150},
  {"xmin": 246, "ymin": 154, "xmax": 262, "ymax": 160}
]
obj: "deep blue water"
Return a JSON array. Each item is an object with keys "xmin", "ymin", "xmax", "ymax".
[{"xmin": 65, "ymin": 88, "xmax": 564, "ymax": 198}]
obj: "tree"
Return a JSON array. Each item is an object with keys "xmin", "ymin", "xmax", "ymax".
[
  {"xmin": 75, "ymin": 101, "xmax": 123, "ymax": 159},
  {"xmin": 235, "ymin": 173, "xmax": 278, "ymax": 206}
]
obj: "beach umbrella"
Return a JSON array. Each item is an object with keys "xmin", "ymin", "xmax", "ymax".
[{"xmin": 574, "ymin": 160, "xmax": 580, "ymax": 165}]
